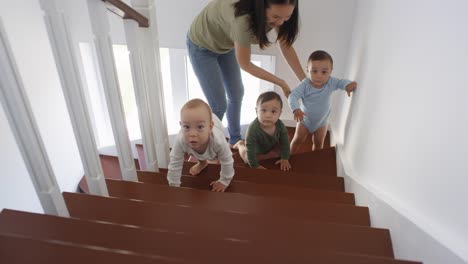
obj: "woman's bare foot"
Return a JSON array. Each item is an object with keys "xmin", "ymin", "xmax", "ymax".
[
  {"xmin": 232, "ymin": 140, "xmax": 245, "ymax": 150},
  {"xmin": 189, "ymin": 160, "xmax": 208, "ymax": 175}
]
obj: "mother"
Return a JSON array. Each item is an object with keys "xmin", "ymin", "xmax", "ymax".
[{"xmin": 186, "ymin": 0, "xmax": 306, "ymax": 146}]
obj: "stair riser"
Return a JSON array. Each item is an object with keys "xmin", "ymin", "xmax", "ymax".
[
  {"xmin": 104, "ymin": 181, "xmax": 369, "ymax": 226},
  {"xmin": 137, "ymin": 172, "xmax": 354, "ymax": 204}
]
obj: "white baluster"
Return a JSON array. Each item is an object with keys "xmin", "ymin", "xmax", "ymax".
[
  {"xmin": 86, "ymin": 0, "xmax": 138, "ymax": 181},
  {"xmin": 124, "ymin": 19, "xmax": 159, "ymax": 172},
  {"xmin": 132, "ymin": 0, "xmax": 170, "ymax": 168},
  {"xmin": 0, "ymin": 19, "xmax": 69, "ymax": 216},
  {"xmin": 39, "ymin": 0, "xmax": 109, "ymax": 196}
]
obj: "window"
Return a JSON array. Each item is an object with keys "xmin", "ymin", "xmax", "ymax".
[
  {"xmin": 80, "ymin": 44, "xmax": 276, "ymax": 147},
  {"xmin": 79, "ymin": 43, "xmax": 141, "ymax": 148},
  {"xmin": 161, "ymin": 48, "xmax": 276, "ymax": 134}
]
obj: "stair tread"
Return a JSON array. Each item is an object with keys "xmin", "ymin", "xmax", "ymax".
[
  {"xmin": 0, "ymin": 233, "xmax": 178, "ymax": 264},
  {"xmin": 0, "ymin": 228, "xmax": 420, "ymax": 264},
  {"xmin": 64, "ymin": 192, "xmax": 372, "ymax": 234},
  {"xmin": 104, "ymin": 180, "xmax": 370, "ymax": 225},
  {"xmin": 158, "ymin": 162, "xmax": 345, "ymax": 191},
  {"xmin": 247, "ymin": 147, "xmax": 338, "ymax": 175},
  {"xmin": 137, "ymin": 171, "xmax": 354, "ymax": 204},
  {"xmin": 0, "ymin": 209, "xmax": 394, "ymax": 258}
]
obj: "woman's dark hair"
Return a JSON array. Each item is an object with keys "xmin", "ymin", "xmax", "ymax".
[
  {"xmin": 234, "ymin": 0, "xmax": 299, "ymax": 49},
  {"xmin": 256, "ymin": 91, "xmax": 283, "ymax": 109},
  {"xmin": 307, "ymin": 50, "xmax": 334, "ymax": 68}
]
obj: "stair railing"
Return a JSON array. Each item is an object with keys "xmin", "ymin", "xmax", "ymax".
[
  {"xmin": 119, "ymin": 0, "xmax": 170, "ymax": 171},
  {"xmin": 1, "ymin": 0, "xmax": 170, "ymax": 214},
  {"xmin": 89, "ymin": 0, "xmax": 170, "ymax": 173}
]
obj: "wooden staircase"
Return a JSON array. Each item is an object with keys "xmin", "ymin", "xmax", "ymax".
[{"xmin": 0, "ymin": 147, "xmax": 422, "ymax": 263}]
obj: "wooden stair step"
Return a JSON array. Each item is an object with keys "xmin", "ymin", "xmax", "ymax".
[
  {"xmin": 63, "ymin": 193, "xmax": 422, "ymax": 263},
  {"xmin": 258, "ymin": 147, "xmax": 338, "ymax": 175},
  {"xmin": 64, "ymin": 192, "xmax": 369, "ymax": 235},
  {"xmin": 0, "ymin": 220, "xmax": 422, "ymax": 264},
  {"xmin": 0, "ymin": 233, "xmax": 177, "ymax": 264},
  {"xmin": 1, "ymin": 230, "xmax": 421, "ymax": 264},
  {"xmin": 160, "ymin": 162, "xmax": 345, "ymax": 191},
  {"xmin": 105, "ymin": 179, "xmax": 369, "ymax": 225},
  {"xmin": 1, "ymin": 209, "xmax": 393, "ymax": 258},
  {"xmin": 62, "ymin": 193, "xmax": 385, "ymax": 256},
  {"xmin": 137, "ymin": 171, "xmax": 354, "ymax": 204},
  {"xmin": 0, "ymin": 209, "xmax": 319, "ymax": 263},
  {"xmin": 258, "ymin": 146, "xmax": 337, "ymax": 173}
]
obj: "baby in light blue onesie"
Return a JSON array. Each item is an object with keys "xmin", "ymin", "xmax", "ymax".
[{"xmin": 288, "ymin": 50, "xmax": 357, "ymax": 153}]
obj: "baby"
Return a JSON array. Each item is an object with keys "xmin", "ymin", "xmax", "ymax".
[{"xmin": 167, "ymin": 99, "xmax": 234, "ymax": 192}]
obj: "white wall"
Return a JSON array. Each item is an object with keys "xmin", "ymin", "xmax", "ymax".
[
  {"xmin": 155, "ymin": 0, "xmax": 210, "ymax": 49},
  {"xmin": 0, "ymin": 0, "xmax": 83, "ymax": 212},
  {"xmin": 334, "ymin": 0, "xmax": 468, "ymax": 263}
]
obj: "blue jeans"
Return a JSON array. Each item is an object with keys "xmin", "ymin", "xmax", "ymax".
[{"xmin": 186, "ymin": 36, "xmax": 244, "ymax": 144}]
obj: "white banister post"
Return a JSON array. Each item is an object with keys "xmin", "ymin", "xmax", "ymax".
[
  {"xmin": 123, "ymin": 19, "xmax": 159, "ymax": 172},
  {"xmin": 132, "ymin": 0, "xmax": 170, "ymax": 168},
  {"xmin": 39, "ymin": 0, "xmax": 109, "ymax": 196},
  {"xmin": 0, "ymin": 19, "xmax": 69, "ymax": 216},
  {"xmin": 86, "ymin": 0, "xmax": 138, "ymax": 181}
]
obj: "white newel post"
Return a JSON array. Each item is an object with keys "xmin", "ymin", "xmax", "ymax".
[
  {"xmin": 86, "ymin": 0, "xmax": 138, "ymax": 181},
  {"xmin": 123, "ymin": 19, "xmax": 159, "ymax": 172},
  {"xmin": 39, "ymin": 0, "xmax": 108, "ymax": 196},
  {"xmin": 0, "ymin": 19, "xmax": 69, "ymax": 216},
  {"xmin": 132, "ymin": 0, "xmax": 170, "ymax": 168}
]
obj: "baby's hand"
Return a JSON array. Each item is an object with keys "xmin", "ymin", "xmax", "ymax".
[
  {"xmin": 275, "ymin": 159, "xmax": 291, "ymax": 171},
  {"xmin": 346, "ymin": 81, "xmax": 357, "ymax": 97},
  {"xmin": 293, "ymin": 109, "xmax": 305, "ymax": 122},
  {"xmin": 210, "ymin": 181, "xmax": 227, "ymax": 192},
  {"xmin": 256, "ymin": 165, "xmax": 267, "ymax": 170}
]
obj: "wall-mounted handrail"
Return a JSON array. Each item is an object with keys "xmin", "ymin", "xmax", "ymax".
[{"xmin": 102, "ymin": 0, "xmax": 149, "ymax": 27}]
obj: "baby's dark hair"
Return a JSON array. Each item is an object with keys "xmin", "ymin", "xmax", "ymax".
[
  {"xmin": 307, "ymin": 50, "xmax": 333, "ymax": 68},
  {"xmin": 256, "ymin": 91, "xmax": 283, "ymax": 109}
]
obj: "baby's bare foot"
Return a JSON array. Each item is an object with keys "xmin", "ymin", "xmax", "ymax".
[
  {"xmin": 189, "ymin": 161, "xmax": 208, "ymax": 175},
  {"xmin": 232, "ymin": 140, "xmax": 245, "ymax": 150}
]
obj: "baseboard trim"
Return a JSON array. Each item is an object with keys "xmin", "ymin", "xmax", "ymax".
[{"xmin": 333, "ymin": 138, "xmax": 467, "ymax": 264}]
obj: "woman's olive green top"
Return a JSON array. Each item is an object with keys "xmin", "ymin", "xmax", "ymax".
[{"xmin": 189, "ymin": 0, "xmax": 272, "ymax": 53}]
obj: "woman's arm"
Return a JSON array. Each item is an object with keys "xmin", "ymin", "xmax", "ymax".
[
  {"xmin": 278, "ymin": 39, "xmax": 306, "ymax": 82},
  {"xmin": 234, "ymin": 43, "xmax": 291, "ymax": 97}
]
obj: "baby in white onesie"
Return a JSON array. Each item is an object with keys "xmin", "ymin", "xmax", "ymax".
[{"xmin": 167, "ymin": 98, "xmax": 234, "ymax": 192}]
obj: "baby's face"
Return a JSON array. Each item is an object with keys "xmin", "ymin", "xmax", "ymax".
[
  {"xmin": 256, "ymin": 99, "xmax": 282, "ymax": 128},
  {"xmin": 180, "ymin": 106, "xmax": 213, "ymax": 152},
  {"xmin": 307, "ymin": 59, "xmax": 333, "ymax": 88}
]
